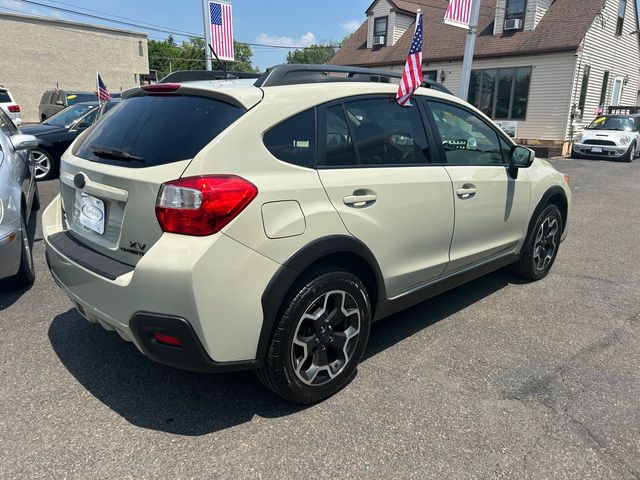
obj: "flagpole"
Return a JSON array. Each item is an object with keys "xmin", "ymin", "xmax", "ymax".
[
  {"xmin": 458, "ymin": 0, "xmax": 482, "ymax": 100},
  {"xmin": 202, "ymin": 0, "xmax": 213, "ymax": 70}
]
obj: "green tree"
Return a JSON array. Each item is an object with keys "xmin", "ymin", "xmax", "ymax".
[
  {"xmin": 148, "ymin": 36, "xmax": 258, "ymax": 79},
  {"xmin": 286, "ymin": 44, "xmax": 338, "ymax": 65}
]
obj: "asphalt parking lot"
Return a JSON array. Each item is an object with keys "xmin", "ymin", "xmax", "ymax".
[{"xmin": 1, "ymin": 158, "xmax": 639, "ymax": 479}]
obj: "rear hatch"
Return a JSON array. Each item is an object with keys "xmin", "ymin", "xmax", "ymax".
[{"xmin": 60, "ymin": 84, "xmax": 261, "ymax": 266}]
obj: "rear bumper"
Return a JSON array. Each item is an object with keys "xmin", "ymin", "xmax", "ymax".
[
  {"xmin": 43, "ymin": 194, "xmax": 282, "ymax": 371},
  {"xmin": 0, "ymin": 223, "xmax": 21, "ymax": 280}
]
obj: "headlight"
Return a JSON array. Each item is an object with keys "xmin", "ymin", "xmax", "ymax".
[
  {"xmin": 574, "ymin": 133, "xmax": 583, "ymax": 142},
  {"xmin": 620, "ymin": 135, "xmax": 631, "ymax": 145}
]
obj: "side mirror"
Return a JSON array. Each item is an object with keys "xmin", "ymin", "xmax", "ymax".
[
  {"xmin": 10, "ymin": 134, "xmax": 39, "ymax": 151},
  {"xmin": 55, "ymin": 100, "xmax": 64, "ymax": 106},
  {"xmin": 76, "ymin": 121, "xmax": 92, "ymax": 130},
  {"xmin": 510, "ymin": 145, "xmax": 534, "ymax": 168}
]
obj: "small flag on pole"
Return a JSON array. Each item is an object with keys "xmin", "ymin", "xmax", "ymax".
[
  {"xmin": 97, "ymin": 73, "xmax": 111, "ymax": 102},
  {"xmin": 396, "ymin": 10, "xmax": 423, "ymax": 107},
  {"xmin": 444, "ymin": 0, "xmax": 473, "ymax": 29},
  {"xmin": 209, "ymin": 1, "xmax": 234, "ymax": 61}
]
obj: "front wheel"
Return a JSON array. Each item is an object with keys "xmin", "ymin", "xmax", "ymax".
[
  {"xmin": 622, "ymin": 143, "xmax": 636, "ymax": 163},
  {"xmin": 31, "ymin": 149, "xmax": 55, "ymax": 181},
  {"xmin": 512, "ymin": 204, "xmax": 562, "ymax": 281},
  {"xmin": 257, "ymin": 267, "xmax": 372, "ymax": 404}
]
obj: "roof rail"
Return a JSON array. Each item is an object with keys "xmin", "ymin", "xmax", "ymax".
[
  {"xmin": 254, "ymin": 64, "xmax": 453, "ymax": 95},
  {"xmin": 159, "ymin": 70, "xmax": 261, "ymax": 84}
]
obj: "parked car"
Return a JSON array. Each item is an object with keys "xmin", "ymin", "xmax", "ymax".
[
  {"xmin": 21, "ymin": 102, "xmax": 99, "ymax": 181},
  {"xmin": 43, "ymin": 65, "xmax": 571, "ymax": 403},
  {"xmin": 0, "ymin": 109, "xmax": 39, "ymax": 287},
  {"xmin": 38, "ymin": 90, "xmax": 97, "ymax": 121},
  {"xmin": 96, "ymin": 97, "xmax": 122, "ymax": 120},
  {"xmin": 572, "ymin": 114, "xmax": 640, "ymax": 162},
  {"xmin": 0, "ymin": 86, "xmax": 22, "ymax": 126}
]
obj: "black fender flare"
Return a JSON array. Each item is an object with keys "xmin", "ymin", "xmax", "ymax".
[
  {"xmin": 525, "ymin": 186, "xmax": 568, "ymax": 243},
  {"xmin": 256, "ymin": 235, "xmax": 385, "ymax": 363}
]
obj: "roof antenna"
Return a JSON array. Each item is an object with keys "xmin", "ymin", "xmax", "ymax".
[{"xmin": 208, "ymin": 43, "xmax": 237, "ymax": 79}]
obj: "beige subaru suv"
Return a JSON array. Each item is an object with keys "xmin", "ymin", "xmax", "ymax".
[{"xmin": 43, "ymin": 65, "xmax": 571, "ymax": 403}]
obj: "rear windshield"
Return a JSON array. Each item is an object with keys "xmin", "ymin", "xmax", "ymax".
[
  {"xmin": 75, "ymin": 95, "xmax": 244, "ymax": 167},
  {"xmin": 67, "ymin": 93, "xmax": 97, "ymax": 105},
  {"xmin": 0, "ymin": 91, "xmax": 11, "ymax": 103}
]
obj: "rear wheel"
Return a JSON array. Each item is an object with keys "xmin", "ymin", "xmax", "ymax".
[
  {"xmin": 512, "ymin": 204, "xmax": 562, "ymax": 281},
  {"xmin": 13, "ymin": 213, "xmax": 35, "ymax": 288},
  {"xmin": 257, "ymin": 267, "xmax": 371, "ymax": 404},
  {"xmin": 32, "ymin": 149, "xmax": 55, "ymax": 181}
]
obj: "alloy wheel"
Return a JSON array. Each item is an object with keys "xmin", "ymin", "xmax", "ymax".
[
  {"xmin": 32, "ymin": 151, "xmax": 51, "ymax": 180},
  {"xmin": 291, "ymin": 290, "xmax": 361, "ymax": 386},
  {"xmin": 533, "ymin": 216, "xmax": 559, "ymax": 272}
]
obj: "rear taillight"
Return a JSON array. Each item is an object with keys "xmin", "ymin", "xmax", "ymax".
[
  {"xmin": 152, "ymin": 332, "xmax": 182, "ymax": 347},
  {"xmin": 7, "ymin": 105, "xmax": 19, "ymax": 113},
  {"xmin": 156, "ymin": 175, "xmax": 258, "ymax": 236}
]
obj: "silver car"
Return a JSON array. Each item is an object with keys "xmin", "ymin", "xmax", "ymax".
[{"xmin": 0, "ymin": 109, "xmax": 39, "ymax": 287}]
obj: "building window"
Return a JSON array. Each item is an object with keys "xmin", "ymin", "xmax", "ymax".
[
  {"xmin": 505, "ymin": 0, "xmax": 526, "ymax": 20},
  {"xmin": 616, "ymin": 0, "xmax": 626, "ymax": 35},
  {"xmin": 599, "ymin": 70, "xmax": 610, "ymax": 109},
  {"xmin": 611, "ymin": 77, "xmax": 624, "ymax": 106},
  {"xmin": 373, "ymin": 17, "xmax": 388, "ymax": 45},
  {"xmin": 577, "ymin": 64, "xmax": 590, "ymax": 120},
  {"xmin": 468, "ymin": 67, "xmax": 532, "ymax": 120},
  {"xmin": 423, "ymin": 70, "xmax": 438, "ymax": 82},
  {"xmin": 138, "ymin": 41, "xmax": 144, "ymax": 57}
]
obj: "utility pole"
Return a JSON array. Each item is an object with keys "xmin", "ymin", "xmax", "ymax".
[
  {"xmin": 458, "ymin": 0, "xmax": 482, "ymax": 100},
  {"xmin": 202, "ymin": 0, "xmax": 212, "ymax": 70}
]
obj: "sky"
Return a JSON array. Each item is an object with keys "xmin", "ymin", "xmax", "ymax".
[
  {"xmin": 0, "ymin": 0, "xmax": 371, "ymax": 70},
  {"xmin": 1, "ymin": 0, "xmax": 639, "ymax": 70}
]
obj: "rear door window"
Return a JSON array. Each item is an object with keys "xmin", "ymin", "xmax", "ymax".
[
  {"xmin": 75, "ymin": 95, "xmax": 245, "ymax": 167},
  {"xmin": 0, "ymin": 91, "xmax": 11, "ymax": 103}
]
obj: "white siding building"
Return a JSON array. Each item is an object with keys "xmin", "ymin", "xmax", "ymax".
[{"xmin": 331, "ymin": 0, "xmax": 640, "ymax": 156}]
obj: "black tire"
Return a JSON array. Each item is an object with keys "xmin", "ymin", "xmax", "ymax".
[
  {"xmin": 31, "ymin": 149, "xmax": 56, "ymax": 181},
  {"xmin": 256, "ymin": 266, "xmax": 372, "ymax": 404},
  {"xmin": 512, "ymin": 204, "xmax": 562, "ymax": 281},
  {"xmin": 622, "ymin": 143, "xmax": 635, "ymax": 163},
  {"xmin": 570, "ymin": 149, "xmax": 582, "ymax": 159},
  {"xmin": 13, "ymin": 213, "xmax": 35, "ymax": 288}
]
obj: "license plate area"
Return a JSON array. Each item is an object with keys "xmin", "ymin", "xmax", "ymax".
[
  {"xmin": 75, "ymin": 191, "xmax": 105, "ymax": 235},
  {"xmin": 591, "ymin": 147, "xmax": 603, "ymax": 153}
]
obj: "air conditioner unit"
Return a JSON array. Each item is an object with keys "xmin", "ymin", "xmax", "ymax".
[
  {"xmin": 373, "ymin": 36, "xmax": 386, "ymax": 46},
  {"xmin": 504, "ymin": 18, "xmax": 523, "ymax": 30}
]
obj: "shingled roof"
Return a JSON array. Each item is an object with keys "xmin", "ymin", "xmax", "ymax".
[{"xmin": 331, "ymin": 0, "xmax": 608, "ymax": 66}]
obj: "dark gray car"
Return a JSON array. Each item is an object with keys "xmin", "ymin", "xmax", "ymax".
[
  {"xmin": 38, "ymin": 90, "xmax": 97, "ymax": 121},
  {"xmin": 0, "ymin": 109, "xmax": 39, "ymax": 287}
]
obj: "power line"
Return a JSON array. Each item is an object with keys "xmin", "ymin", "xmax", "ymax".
[{"xmin": 14, "ymin": 0, "xmax": 327, "ymax": 49}]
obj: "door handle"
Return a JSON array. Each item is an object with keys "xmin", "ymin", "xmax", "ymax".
[
  {"xmin": 456, "ymin": 184, "xmax": 477, "ymax": 200},
  {"xmin": 343, "ymin": 192, "xmax": 377, "ymax": 208}
]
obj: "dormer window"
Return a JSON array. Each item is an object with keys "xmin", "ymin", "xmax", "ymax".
[
  {"xmin": 373, "ymin": 17, "xmax": 388, "ymax": 46},
  {"xmin": 505, "ymin": 0, "xmax": 526, "ymax": 21}
]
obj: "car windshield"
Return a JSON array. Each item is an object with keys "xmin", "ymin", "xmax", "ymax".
[
  {"xmin": 44, "ymin": 104, "xmax": 96, "ymax": 127},
  {"xmin": 0, "ymin": 90, "xmax": 11, "ymax": 103},
  {"xmin": 586, "ymin": 116, "xmax": 636, "ymax": 131}
]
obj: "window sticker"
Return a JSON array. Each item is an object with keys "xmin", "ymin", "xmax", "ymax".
[{"xmin": 593, "ymin": 117, "xmax": 606, "ymax": 123}]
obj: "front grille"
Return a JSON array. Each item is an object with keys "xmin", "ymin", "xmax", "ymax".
[{"xmin": 584, "ymin": 139, "xmax": 617, "ymax": 146}]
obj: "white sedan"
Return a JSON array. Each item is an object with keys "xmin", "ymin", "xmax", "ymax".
[{"xmin": 572, "ymin": 115, "xmax": 640, "ymax": 162}]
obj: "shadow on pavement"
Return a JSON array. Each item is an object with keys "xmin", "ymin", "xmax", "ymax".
[{"xmin": 48, "ymin": 269, "xmax": 515, "ymax": 436}]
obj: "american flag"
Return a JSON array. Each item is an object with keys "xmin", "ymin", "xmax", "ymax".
[
  {"xmin": 96, "ymin": 73, "xmax": 111, "ymax": 101},
  {"xmin": 444, "ymin": 0, "xmax": 473, "ymax": 29},
  {"xmin": 210, "ymin": 1, "xmax": 234, "ymax": 61},
  {"xmin": 396, "ymin": 12, "xmax": 423, "ymax": 107}
]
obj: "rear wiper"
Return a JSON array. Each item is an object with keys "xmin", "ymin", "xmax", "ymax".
[{"xmin": 90, "ymin": 145, "xmax": 144, "ymax": 163}]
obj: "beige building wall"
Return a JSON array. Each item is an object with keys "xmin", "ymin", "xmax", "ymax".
[{"xmin": 0, "ymin": 12, "xmax": 149, "ymax": 122}]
